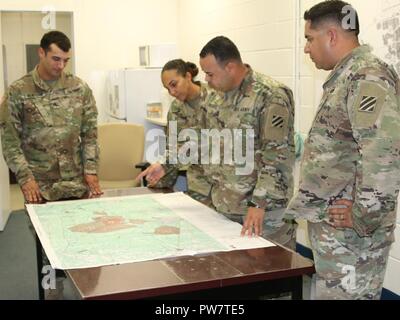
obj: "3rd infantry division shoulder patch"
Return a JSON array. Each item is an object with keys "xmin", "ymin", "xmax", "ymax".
[
  {"xmin": 359, "ymin": 96, "xmax": 377, "ymax": 113},
  {"xmin": 272, "ymin": 115, "xmax": 284, "ymax": 128}
]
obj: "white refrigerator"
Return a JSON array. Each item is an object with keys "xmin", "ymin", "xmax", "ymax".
[{"xmin": 106, "ymin": 68, "xmax": 172, "ymax": 160}]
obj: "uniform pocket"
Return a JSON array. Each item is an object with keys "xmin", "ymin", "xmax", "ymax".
[
  {"xmin": 23, "ymin": 99, "xmax": 47, "ymax": 127},
  {"xmin": 336, "ymin": 227, "xmax": 372, "ymax": 252}
]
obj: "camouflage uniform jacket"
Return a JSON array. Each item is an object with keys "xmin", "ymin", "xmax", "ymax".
[
  {"xmin": 0, "ymin": 67, "xmax": 99, "ymax": 200},
  {"xmin": 203, "ymin": 67, "xmax": 295, "ymax": 215},
  {"xmin": 285, "ymin": 45, "xmax": 400, "ymax": 238},
  {"xmin": 158, "ymin": 83, "xmax": 218, "ymax": 197}
]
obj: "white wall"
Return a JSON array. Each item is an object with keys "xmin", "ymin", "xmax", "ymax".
[
  {"xmin": 178, "ymin": 0, "xmax": 297, "ymax": 90},
  {"xmin": 1, "ymin": 12, "xmax": 73, "ymax": 86},
  {"xmin": 74, "ymin": 0, "xmax": 179, "ymax": 123},
  {"xmin": 0, "ymin": 0, "xmax": 179, "ymax": 123},
  {"xmin": 298, "ymin": 0, "xmax": 329, "ymax": 134}
]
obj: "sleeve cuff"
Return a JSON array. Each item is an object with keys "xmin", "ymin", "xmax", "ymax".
[
  {"xmin": 161, "ymin": 164, "xmax": 178, "ymax": 174},
  {"xmin": 250, "ymin": 196, "xmax": 268, "ymax": 210},
  {"xmin": 156, "ymin": 165, "xmax": 178, "ymax": 188},
  {"xmin": 16, "ymin": 170, "xmax": 34, "ymax": 186},
  {"xmin": 84, "ymin": 170, "xmax": 97, "ymax": 175},
  {"xmin": 84, "ymin": 162, "xmax": 98, "ymax": 175},
  {"xmin": 351, "ymin": 214, "xmax": 377, "ymax": 237}
]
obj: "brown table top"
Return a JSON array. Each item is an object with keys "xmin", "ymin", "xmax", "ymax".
[{"xmin": 66, "ymin": 188, "xmax": 314, "ymax": 300}]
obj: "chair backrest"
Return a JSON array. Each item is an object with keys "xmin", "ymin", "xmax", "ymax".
[{"xmin": 97, "ymin": 123, "xmax": 145, "ymax": 181}]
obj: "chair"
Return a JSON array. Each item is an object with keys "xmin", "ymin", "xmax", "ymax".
[{"xmin": 97, "ymin": 123, "xmax": 145, "ymax": 190}]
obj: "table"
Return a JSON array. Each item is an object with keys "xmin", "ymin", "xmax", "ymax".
[{"xmin": 34, "ymin": 188, "xmax": 314, "ymax": 300}]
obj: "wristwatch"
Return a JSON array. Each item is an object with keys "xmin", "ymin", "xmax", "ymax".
[{"xmin": 247, "ymin": 200, "xmax": 262, "ymax": 209}]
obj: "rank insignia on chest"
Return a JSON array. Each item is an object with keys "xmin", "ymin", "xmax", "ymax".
[
  {"xmin": 272, "ymin": 115, "xmax": 284, "ymax": 128},
  {"xmin": 359, "ymin": 96, "xmax": 377, "ymax": 113}
]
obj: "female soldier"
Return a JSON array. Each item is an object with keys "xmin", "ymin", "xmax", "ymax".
[{"xmin": 137, "ymin": 59, "xmax": 220, "ymax": 205}]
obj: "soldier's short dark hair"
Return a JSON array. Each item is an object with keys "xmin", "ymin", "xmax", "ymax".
[
  {"xmin": 40, "ymin": 31, "xmax": 71, "ymax": 53},
  {"xmin": 304, "ymin": 0, "xmax": 360, "ymax": 36},
  {"xmin": 200, "ymin": 36, "xmax": 242, "ymax": 66}
]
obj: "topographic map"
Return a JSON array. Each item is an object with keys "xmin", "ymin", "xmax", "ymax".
[
  {"xmin": 29, "ymin": 195, "xmax": 226, "ymax": 269},
  {"xmin": 27, "ymin": 193, "xmax": 272, "ymax": 270}
]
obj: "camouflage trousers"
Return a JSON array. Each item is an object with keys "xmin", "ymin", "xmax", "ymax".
[
  {"xmin": 308, "ymin": 221, "xmax": 393, "ymax": 300},
  {"xmin": 222, "ymin": 209, "xmax": 298, "ymax": 251}
]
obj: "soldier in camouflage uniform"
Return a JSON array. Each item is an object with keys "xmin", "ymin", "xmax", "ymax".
[
  {"xmin": 285, "ymin": 1, "xmax": 400, "ymax": 299},
  {"xmin": 137, "ymin": 59, "xmax": 219, "ymax": 206},
  {"xmin": 199, "ymin": 36, "xmax": 297, "ymax": 250},
  {"xmin": 0, "ymin": 31, "xmax": 101, "ymax": 203}
]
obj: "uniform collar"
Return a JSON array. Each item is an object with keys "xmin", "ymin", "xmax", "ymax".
[
  {"xmin": 224, "ymin": 64, "xmax": 253, "ymax": 101},
  {"xmin": 31, "ymin": 66, "xmax": 68, "ymax": 91},
  {"xmin": 323, "ymin": 44, "xmax": 372, "ymax": 88},
  {"xmin": 186, "ymin": 82, "xmax": 208, "ymax": 108},
  {"xmin": 199, "ymin": 82, "xmax": 208, "ymax": 101}
]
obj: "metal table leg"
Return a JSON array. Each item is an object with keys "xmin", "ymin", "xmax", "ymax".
[
  {"xmin": 35, "ymin": 234, "xmax": 44, "ymax": 300},
  {"xmin": 291, "ymin": 275, "xmax": 303, "ymax": 300}
]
